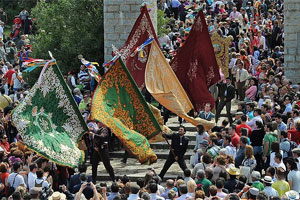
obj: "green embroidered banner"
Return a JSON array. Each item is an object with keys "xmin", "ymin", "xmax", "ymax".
[
  {"xmin": 90, "ymin": 58, "xmax": 162, "ymax": 164},
  {"xmin": 12, "ymin": 65, "xmax": 88, "ymax": 168}
]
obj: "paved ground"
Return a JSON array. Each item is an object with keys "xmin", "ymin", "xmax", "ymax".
[{"xmin": 86, "ymin": 101, "xmax": 239, "ymax": 185}]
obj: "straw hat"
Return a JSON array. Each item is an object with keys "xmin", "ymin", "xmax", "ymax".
[
  {"xmin": 226, "ymin": 167, "xmax": 240, "ymax": 176},
  {"xmin": 49, "ymin": 192, "xmax": 66, "ymax": 200}
]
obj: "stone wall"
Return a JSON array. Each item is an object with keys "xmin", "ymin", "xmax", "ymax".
[
  {"xmin": 284, "ymin": 0, "xmax": 300, "ymax": 84},
  {"xmin": 104, "ymin": 0, "xmax": 157, "ymax": 62}
]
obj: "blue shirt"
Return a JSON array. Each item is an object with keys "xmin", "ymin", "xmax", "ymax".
[
  {"xmin": 283, "ymin": 103, "xmax": 292, "ymax": 114},
  {"xmin": 263, "ymin": 186, "xmax": 278, "ymax": 197},
  {"xmin": 171, "ymin": 0, "xmax": 181, "ymax": 8},
  {"xmin": 278, "ymin": 122, "xmax": 287, "ymax": 131},
  {"xmin": 280, "ymin": 138, "xmax": 290, "ymax": 158},
  {"xmin": 235, "ymin": 146, "xmax": 245, "ymax": 167}
]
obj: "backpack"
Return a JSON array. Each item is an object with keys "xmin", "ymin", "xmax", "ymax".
[
  {"xmin": 288, "ymin": 140, "xmax": 298, "ymax": 157},
  {"xmin": 283, "ymin": 139, "xmax": 298, "ymax": 157}
]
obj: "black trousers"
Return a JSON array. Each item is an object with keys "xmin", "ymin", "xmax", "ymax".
[
  {"xmin": 171, "ymin": 7, "xmax": 179, "ymax": 20},
  {"xmin": 215, "ymin": 100, "xmax": 233, "ymax": 124},
  {"xmin": 92, "ymin": 147, "xmax": 115, "ymax": 183},
  {"xmin": 159, "ymin": 153, "xmax": 187, "ymax": 179}
]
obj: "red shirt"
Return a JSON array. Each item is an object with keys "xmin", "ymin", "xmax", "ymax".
[
  {"xmin": 4, "ymin": 69, "xmax": 16, "ymax": 85},
  {"xmin": 289, "ymin": 129, "xmax": 300, "ymax": 145},
  {"xmin": 236, "ymin": 124, "xmax": 253, "ymax": 137},
  {"xmin": 231, "ymin": 133, "xmax": 240, "ymax": 148},
  {"xmin": 0, "ymin": 142, "xmax": 9, "ymax": 152}
]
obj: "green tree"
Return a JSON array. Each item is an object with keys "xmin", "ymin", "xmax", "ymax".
[
  {"xmin": 24, "ymin": 0, "xmax": 103, "ymax": 86},
  {"xmin": 157, "ymin": 9, "xmax": 170, "ymax": 38}
]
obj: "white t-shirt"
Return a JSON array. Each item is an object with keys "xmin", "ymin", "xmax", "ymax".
[
  {"xmin": 27, "ymin": 172, "xmax": 37, "ymax": 190},
  {"xmin": 12, "ymin": 72, "xmax": 22, "ymax": 89},
  {"xmin": 34, "ymin": 178, "xmax": 49, "ymax": 189},
  {"xmin": 269, "ymin": 150, "xmax": 283, "ymax": 168},
  {"xmin": 288, "ymin": 170, "xmax": 300, "ymax": 193}
]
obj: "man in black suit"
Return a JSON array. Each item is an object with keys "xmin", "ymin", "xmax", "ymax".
[
  {"xmin": 91, "ymin": 126, "xmax": 115, "ymax": 183},
  {"xmin": 215, "ymin": 77, "xmax": 235, "ymax": 125},
  {"xmin": 159, "ymin": 126, "xmax": 189, "ymax": 179}
]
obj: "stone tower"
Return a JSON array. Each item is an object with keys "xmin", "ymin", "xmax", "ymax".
[
  {"xmin": 284, "ymin": 0, "xmax": 300, "ymax": 84},
  {"xmin": 103, "ymin": 0, "xmax": 157, "ymax": 62}
]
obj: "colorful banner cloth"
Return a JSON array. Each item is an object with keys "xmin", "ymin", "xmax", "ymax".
[
  {"xmin": 170, "ymin": 11, "xmax": 220, "ymax": 111},
  {"xmin": 12, "ymin": 65, "xmax": 88, "ymax": 168},
  {"xmin": 113, "ymin": 5, "xmax": 159, "ymax": 88},
  {"xmin": 145, "ymin": 40, "xmax": 215, "ymax": 130},
  {"xmin": 211, "ymin": 32, "xmax": 233, "ymax": 78},
  {"xmin": 81, "ymin": 59, "xmax": 101, "ymax": 82},
  {"xmin": 23, "ymin": 58, "xmax": 56, "ymax": 72},
  {"xmin": 90, "ymin": 58, "xmax": 161, "ymax": 164}
]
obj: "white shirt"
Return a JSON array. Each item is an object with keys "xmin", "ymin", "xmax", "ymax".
[
  {"xmin": 150, "ymin": 193, "xmax": 165, "ymax": 200},
  {"xmin": 12, "ymin": 72, "xmax": 22, "ymax": 89},
  {"xmin": 27, "ymin": 172, "xmax": 37, "ymax": 190},
  {"xmin": 236, "ymin": 68, "xmax": 249, "ymax": 82},
  {"xmin": 7, "ymin": 172, "xmax": 26, "ymax": 189},
  {"xmin": 270, "ymin": 150, "xmax": 283, "ymax": 168},
  {"xmin": 175, "ymin": 193, "xmax": 190, "ymax": 200},
  {"xmin": 273, "ymin": 161, "xmax": 286, "ymax": 171},
  {"xmin": 128, "ymin": 194, "xmax": 140, "ymax": 200},
  {"xmin": 0, "ymin": 26, "xmax": 3, "ymax": 39},
  {"xmin": 34, "ymin": 178, "xmax": 49, "ymax": 189},
  {"xmin": 246, "ymin": 115, "xmax": 263, "ymax": 130},
  {"xmin": 258, "ymin": 36, "xmax": 266, "ymax": 50},
  {"xmin": 225, "ymin": 144, "xmax": 236, "ymax": 159},
  {"xmin": 288, "ymin": 170, "xmax": 300, "ymax": 193}
]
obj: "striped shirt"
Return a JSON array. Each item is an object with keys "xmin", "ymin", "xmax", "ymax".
[{"xmin": 77, "ymin": 69, "xmax": 89, "ymax": 84}]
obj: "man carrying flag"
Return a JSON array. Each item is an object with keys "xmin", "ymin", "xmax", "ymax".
[{"xmin": 159, "ymin": 126, "xmax": 189, "ymax": 179}]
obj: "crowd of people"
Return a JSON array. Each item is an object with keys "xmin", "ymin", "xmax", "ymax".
[{"xmin": 0, "ymin": 0, "xmax": 294, "ymax": 199}]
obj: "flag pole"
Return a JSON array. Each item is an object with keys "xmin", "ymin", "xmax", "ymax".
[{"xmin": 161, "ymin": 132, "xmax": 177, "ymax": 159}]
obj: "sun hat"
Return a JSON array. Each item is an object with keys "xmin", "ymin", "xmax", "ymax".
[
  {"xmin": 261, "ymin": 176, "xmax": 273, "ymax": 184},
  {"xmin": 226, "ymin": 167, "xmax": 240, "ymax": 176},
  {"xmin": 49, "ymin": 192, "xmax": 66, "ymax": 200},
  {"xmin": 285, "ymin": 190, "xmax": 300, "ymax": 200},
  {"xmin": 249, "ymin": 187, "xmax": 259, "ymax": 196}
]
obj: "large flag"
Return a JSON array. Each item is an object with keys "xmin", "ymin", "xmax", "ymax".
[
  {"xmin": 113, "ymin": 5, "xmax": 158, "ymax": 88},
  {"xmin": 12, "ymin": 65, "xmax": 88, "ymax": 168},
  {"xmin": 170, "ymin": 11, "xmax": 220, "ymax": 111},
  {"xmin": 145, "ymin": 40, "xmax": 215, "ymax": 130},
  {"xmin": 90, "ymin": 57, "xmax": 162, "ymax": 164}
]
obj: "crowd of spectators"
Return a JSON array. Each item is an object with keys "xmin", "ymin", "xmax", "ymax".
[{"xmin": 0, "ymin": 0, "xmax": 295, "ymax": 199}]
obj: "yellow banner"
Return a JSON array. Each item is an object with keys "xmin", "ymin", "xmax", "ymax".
[{"xmin": 145, "ymin": 40, "xmax": 215, "ymax": 130}]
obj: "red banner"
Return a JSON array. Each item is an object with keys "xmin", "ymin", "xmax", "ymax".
[
  {"xmin": 170, "ymin": 11, "xmax": 220, "ymax": 111},
  {"xmin": 114, "ymin": 6, "xmax": 159, "ymax": 88}
]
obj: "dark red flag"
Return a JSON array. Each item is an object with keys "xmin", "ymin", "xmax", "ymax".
[
  {"xmin": 113, "ymin": 6, "xmax": 159, "ymax": 88},
  {"xmin": 170, "ymin": 11, "xmax": 220, "ymax": 111}
]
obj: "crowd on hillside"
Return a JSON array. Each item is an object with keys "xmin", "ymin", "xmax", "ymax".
[{"xmin": 0, "ymin": 0, "xmax": 294, "ymax": 200}]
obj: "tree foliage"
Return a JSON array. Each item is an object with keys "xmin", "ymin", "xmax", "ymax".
[
  {"xmin": 157, "ymin": 9, "xmax": 170, "ymax": 38},
  {"xmin": 27, "ymin": 0, "xmax": 103, "ymax": 85}
]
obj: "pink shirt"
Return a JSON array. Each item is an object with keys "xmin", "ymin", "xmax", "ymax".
[{"xmin": 246, "ymin": 86, "xmax": 257, "ymax": 100}]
